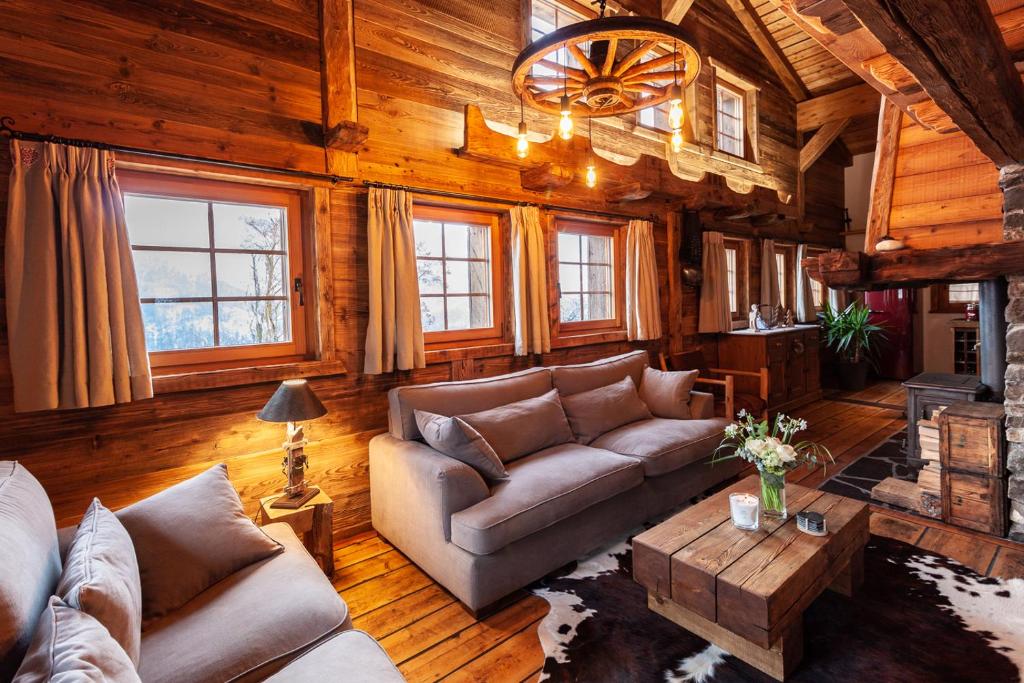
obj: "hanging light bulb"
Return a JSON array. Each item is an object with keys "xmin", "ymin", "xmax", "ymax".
[
  {"xmin": 670, "ymin": 128, "xmax": 683, "ymax": 154},
  {"xmin": 558, "ymin": 95, "xmax": 574, "ymax": 141},
  {"xmin": 585, "ymin": 117, "xmax": 597, "ymax": 188},
  {"xmin": 516, "ymin": 95, "xmax": 529, "ymax": 158},
  {"xmin": 668, "ymin": 83, "xmax": 685, "ymax": 131}
]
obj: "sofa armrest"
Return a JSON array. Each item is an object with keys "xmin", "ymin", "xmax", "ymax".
[
  {"xmin": 690, "ymin": 391, "xmax": 715, "ymax": 419},
  {"xmin": 369, "ymin": 434, "xmax": 490, "ymax": 542}
]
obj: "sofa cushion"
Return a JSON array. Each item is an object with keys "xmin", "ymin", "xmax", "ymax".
[
  {"xmin": 639, "ymin": 366, "xmax": 698, "ymax": 419},
  {"xmin": 591, "ymin": 417, "xmax": 730, "ymax": 477},
  {"xmin": 13, "ymin": 596, "xmax": 140, "ymax": 683},
  {"xmin": 57, "ymin": 499, "xmax": 143, "ymax": 666},
  {"xmin": 458, "ymin": 389, "xmax": 573, "ymax": 464},
  {"xmin": 560, "ymin": 376, "xmax": 652, "ymax": 445},
  {"xmin": 138, "ymin": 523, "xmax": 350, "ymax": 683},
  {"xmin": 450, "ymin": 443, "xmax": 643, "ymax": 555},
  {"xmin": 116, "ymin": 464, "xmax": 282, "ymax": 620},
  {"xmin": 0, "ymin": 461, "xmax": 61, "ymax": 681},
  {"xmin": 264, "ymin": 630, "xmax": 405, "ymax": 683},
  {"xmin": 550, "ymin": 350, "xmax": 648, "ymax": 396},
  {"xmin": 388, "ymin": 367, "xmax": 553, "ymax": 440},
  {"xmin": 415, "ymin": 410, "xmax": 508, "ymax": 481}
]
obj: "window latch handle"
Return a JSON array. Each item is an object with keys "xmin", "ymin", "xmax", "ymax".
[{"xmin": 294, "ymin": 277, "xmax": 304, "ymax": 306}]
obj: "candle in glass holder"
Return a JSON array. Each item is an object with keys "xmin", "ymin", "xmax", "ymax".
[{"xmin": 730, "ymin": 493, "xmax": 760, "ymax": 531}]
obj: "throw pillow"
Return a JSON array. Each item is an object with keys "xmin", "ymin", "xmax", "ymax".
[
  {"xmin": 639, "ymin": 366, "xmax": 698, "ymax": 419},
  {"xmin": 415, "ymin": 410, "xmax": 509, "ymax": 481},
  {"xmin": 458, "ymin": 389, "xmax": 573, "ymax": 463},
  {"xmin": 57, "ymin": 499, "xmax": 142, "ymax": 666},
  {"xmin": 13, "ymin": 596, "xmax": 140, "ymax": 683},
  {"xmin": 116, "ymin": 464, "xmax": 282, "ymax": 620},
  {"xmin": 560, "ymin": 376, "xmax": 653, "ymax": 445}
]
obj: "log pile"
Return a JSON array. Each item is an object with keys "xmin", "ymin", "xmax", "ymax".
[{"xmin": 870, "ymin": 408, "xmax": 944, "ymax": 518}]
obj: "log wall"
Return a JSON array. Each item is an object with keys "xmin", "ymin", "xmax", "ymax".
[{"xmin": 0, "ymin": 0, "xmax": 843, "ymax": 537}]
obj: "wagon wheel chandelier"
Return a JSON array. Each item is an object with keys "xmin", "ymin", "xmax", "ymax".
[{"xmin": 511, "ymin": 4, "xmax": 702, "ymax": 172}]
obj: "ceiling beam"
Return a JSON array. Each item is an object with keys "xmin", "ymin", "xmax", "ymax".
[
  {"xmin": 797, "ymin": 83, "xmax": 879, "ymax": 131},
  {"xmin": 662, "ymin": 0, "xmax": 697, "ymax": 23},
  {"xmin": 799, "ymin": 118, "xmax": 851, "ymax": 172},
  {"xmin": 723, "ymin": 0, "xmax": 809, "ymax": 101},
  {"xmin": 838, "ymin": 0, "xmax": 1024, "ymax": 166}
]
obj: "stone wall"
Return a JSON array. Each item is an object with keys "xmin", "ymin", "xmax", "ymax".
[{"xmin": 1001, "ymin": 164, "xmax": 1024, "ymax": 541}]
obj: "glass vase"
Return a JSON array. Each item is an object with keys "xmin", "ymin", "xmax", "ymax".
[{"xmin": 760, "ymin": 471, "xmax": 787, "ymax": 519}]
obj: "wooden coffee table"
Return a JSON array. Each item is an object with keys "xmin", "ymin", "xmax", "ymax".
[{"xmin": 633, "ymin": 475, "xmax": 869, "ymax": 681}]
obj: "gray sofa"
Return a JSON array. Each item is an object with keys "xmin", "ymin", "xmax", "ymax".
[
  {"xmin": 369, "ymin": 350, "xmax": 744, "ymax": 612},
  {"xmin": 0, "ymin": 460, "xmax": 404, "ymax": 682}
]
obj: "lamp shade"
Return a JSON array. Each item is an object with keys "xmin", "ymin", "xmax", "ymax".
[{"xmin": 257, "ymin": 379, "xmax": 327, "ymax": 423}]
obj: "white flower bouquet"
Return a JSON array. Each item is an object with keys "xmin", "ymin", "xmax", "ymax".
[{"xmin": 713, "ymin": 410, "xmax": 833, "ymax": 518}]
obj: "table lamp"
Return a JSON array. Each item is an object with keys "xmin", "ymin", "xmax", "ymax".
[{"xmin": 257, "ymin": 379, "xmax": 328, "ymax": 509}]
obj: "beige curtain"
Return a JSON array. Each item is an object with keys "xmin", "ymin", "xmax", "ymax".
[
  {"xmin": 795, "ymin": 244, "xmax": 817, "ymax": 323},
  {"xmin": 510, "ymin": 206, "xmax": 550, "ymax": 356},
  {"xmin": 698, "ymin": 231, "xmax": 732, "ymax": 333},
  {"xmin": 5, "ymin": 140, "xmax": 152, "ymax": 413},
  {"xmin": 625, "ymin": 219, "xmax": 662, "ymax": 341},
  {"xmin": 364, "ymin": 187, "xmax": 425, "ymax": 374},
  {"xmin": 760, "ymin": 238, "xmax": 781, "ymax": 308}
]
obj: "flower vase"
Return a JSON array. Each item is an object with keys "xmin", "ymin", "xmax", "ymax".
[{"xmin": 760, "ymin": 471, "xmax": 787, "ymax": 519}]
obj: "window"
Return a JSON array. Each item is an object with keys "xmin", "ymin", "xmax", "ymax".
[
  {"xmin": 773, "ymin": 243, "xmax": 796, "ymax": 309},
  {"xmin": 775, "ymin": 253, "xmax": 788, "ymax": 308},
  {"xmin": 716, "ymin": 83, "xmax": 745, "ymax": 157},
  {"xmin": 930, "ymin": 283, "xmax": 980, "ymax": 314},
  {"xmin": 413, "ymin": 205, "xmax": 503, "ymax": 346},
  {"xmin": 556, "ymin": 220, "xmax": 623, "ymax": 332},
  {"xmin": 120, "ymin": 172, "xmax": 306, "ymax": 370},
  {"xmin": 531, "ymin": 0, "xmax": 587, "ymax": 42},
  {"xmin": 638, "ymin": 103, "xmax": 672, "ymax": 133},
  {"xmin": 805, "ymin": 247, "xmax": 827, "ymax": 311},
  {"xmin": 723, "ymin": 237, "xmax": 750, "ymax": 327}
]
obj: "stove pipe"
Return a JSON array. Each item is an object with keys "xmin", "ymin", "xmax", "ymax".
[{"xmin": 979, "ymin": 278, "xmax": 1008, "ymax": 401}]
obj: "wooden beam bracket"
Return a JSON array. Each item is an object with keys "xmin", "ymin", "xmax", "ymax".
[{"xmin": 324, "ymin": 120, "xmax": 369, "ymax": 151}]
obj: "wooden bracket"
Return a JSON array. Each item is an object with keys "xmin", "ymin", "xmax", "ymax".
[
  {"xmin": 324, "ymin": 120, "xmax": 369, "ymax": 151},
  {"xmin": 521, "ymin": 163, "xmax": 574, "ymax": 192}
]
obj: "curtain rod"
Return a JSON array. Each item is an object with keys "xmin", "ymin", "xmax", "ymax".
[
  {"xmin": 363, "ymin": 180, "xmax": 654, "ymax": 222},
  {"xmin": 0, "ymin": 117, "xmax": 354, "ymax": 185}
]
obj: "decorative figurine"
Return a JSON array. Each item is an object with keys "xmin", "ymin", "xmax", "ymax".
[
  {"xmin": 282, "ymin": 423, "xmax": 310, "ymax": 498},
  {"xmin": 749, "ymin": 304, "xmax": 760, "ymax": 331},
  {"xmin": 784, "ymin": 309, "xmax": 794, "ymax": 327}
]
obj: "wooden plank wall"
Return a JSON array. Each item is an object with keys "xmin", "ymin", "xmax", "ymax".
[
  {"xmin": 0, "ymin": 0, "xmax": 843, "ymax": 538},
  {"xmin": 885, "ymin": 114, "xmax": 1003, "ymax": 250}
]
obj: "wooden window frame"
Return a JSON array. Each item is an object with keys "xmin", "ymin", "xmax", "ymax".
[
  {"xmin": 552, "ymin": 218, "xmax": 626, "ymax": 337},
  {"xmin": 930, "ymin": 283, "xmax": 980, "ymax": 314},
  {"xmin": 773, "ymin": 242, "xmax": 797, "ymax": 310},
  {"xmin": 413, "ymin": 204, "xmax": 505, "ymax": 350},
  {"xmin": 119, "ymin": 171, "xmax": 311, "ymax": 374},
  {"xmin": 723, "ymin": 237, "xmax": 750, "ymax": 329},
  {"xmin": 711, "ymin": 61, "xmax": 760, "ymax": 164}
]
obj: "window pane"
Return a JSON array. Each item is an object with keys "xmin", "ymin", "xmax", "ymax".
[
  {"xmin": 446, "ymin": 296, "xmax": 471, "ymax": 330},
  {"xmin": 142, "ymin": 302, "xmax": 214, "ymax": 351},
  {"xmin": 212, "ymin": 204, "xmax": 285, "ymax": 250},
  {"xmin": 417, "ymin": 260, "xmax": 443, "ymax": 294},
  {"xmin": 560, "ymin": 294, "xmax": 582, "ymax": 323},
  {"xmin": 583, "ymin": 264, "xmax": 611, "ymax": 292},
  {"xmin": 468, "ymin": 260, "xmax": 490, "ymax": 296},
  {"xmin": 124, "ymin": 195, "xmax": 209, "ymax": 248},
  {"xmin": 421, "ymin": 297, "xmax": 445, "ymax": 332},
  {"xmin": 133, "ymin": 251, "xmax": 212, "ymax": 299},
  {"xmin": 216, "ymin": 253, "xmax": 286, "ymax": 297},
  {"xmin": 414, "ymin": 221, "xmax": 443, "ymax": 257},
  {"xmin": 560, "ymin": 264, "xmax": 582, "ymax": 292},
  {"xmin": 218, "ymin": 300, "xmax": 288, "ymax": 346},
  {"xmin": 444, "ymin": 223, "xmax": 470, "ymax": 258},
  {"xmin": 446, "ymin": 260, "xmax": 470, "ymax": 294},
  {"xmin": 583, "ymin": 293, "xmax": 612, "ymax": 320},
  {"xmin": 725, "ymin": 248, "xmax": 738, "ymax": 313},
  {"xmin": 776, "ymin": 253, "xmax": 787, "ymax": 307},
  {"xmin": 583, "ymin": 235, "xmax": 611, "ymax": 264},
  {"xmin": 558, "ymin": 232, "xmax": 581, "ymax": 261},
  {"xmin": 949, "ymin": 283, "xmax": 979, "ymax": 303}
]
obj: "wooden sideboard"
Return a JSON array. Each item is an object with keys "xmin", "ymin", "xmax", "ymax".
[{"xmin": 717, "ymin": 325, "xmax": 822, "ymax": 414}]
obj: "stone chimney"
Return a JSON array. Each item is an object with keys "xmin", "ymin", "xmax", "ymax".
[{"xmin": 1001, "ymin": 164, "xmax": 1024, "ymax": 541}]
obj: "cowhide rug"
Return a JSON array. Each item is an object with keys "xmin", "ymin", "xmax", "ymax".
[{"xmin": 529, "ymin": 531, "xmax": 1024, "ymax": 682}]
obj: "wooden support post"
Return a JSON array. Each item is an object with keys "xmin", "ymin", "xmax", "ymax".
[
  {"xmin": 799, "ymin": 118, "xmax": 851, "ymax": 172},
  {"xmin": 863, "ymin": 97, "xmax": 902, "ymax": 253},
  {"xmin": 320, "ymin": 0, "xmax": 366, "ymax": 176},
  {"xmin": 797, "ymin": 83, "xmax": 879, "ymax": 131}
]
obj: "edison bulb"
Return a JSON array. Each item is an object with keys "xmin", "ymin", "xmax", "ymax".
[
  {"xmin": 670, "ymin": 129, "xmax": 683, "ymax": 153},
  {"xmin": 516, "ymin": 121, "xmax": 529, "ymax": 159},
  {"xmin": 585, "ymin": 164, "xmax": 597, "ymax": 188},
  {"xmin": 668, "ymin": 84, "xmax": 685, "ymax": 131},
  {"xmin": 558, "ymin": 95, "xmax": 574, "ymax": 140}
]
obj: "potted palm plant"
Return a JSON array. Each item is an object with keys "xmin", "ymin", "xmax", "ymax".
[{"xmin": 821, "ymin": 301, "xmax": 884, "ymax": 391}]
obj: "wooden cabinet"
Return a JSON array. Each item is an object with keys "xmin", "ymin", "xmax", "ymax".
[
  {"xmin": 718, "ymin": 326, "xmax": 822, "ymax": 414},
  {"xmin": 938, "ymin": 401, "xmax": 1007, "ymax": 536},
  {"xmin": 950, "ymin": 321, "xmax": 980, "ymax": 376}
]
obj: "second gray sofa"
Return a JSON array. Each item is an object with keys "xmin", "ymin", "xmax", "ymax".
[{"xmin": 369, "ymin": 350, "xmax": 743, "ymax": 612}]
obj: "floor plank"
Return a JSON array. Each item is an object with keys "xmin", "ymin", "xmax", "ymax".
[{"xmin": 332, "ymin": 381, "xmax": 1020, "ymax": 682}]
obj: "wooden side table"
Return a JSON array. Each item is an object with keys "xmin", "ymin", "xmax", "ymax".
[{"xmin": 259, "ymin": 490, "xmax": 335, "ymax": 578}]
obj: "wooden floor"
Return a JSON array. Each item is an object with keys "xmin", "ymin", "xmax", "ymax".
[{"xmin": 330, "ymin": 381, "xmax": 1024, "ymax": 682}]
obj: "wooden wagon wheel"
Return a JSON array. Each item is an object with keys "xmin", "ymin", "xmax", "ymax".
[{"xmin": 511, "ymin": 16, "xmax": 702, "ymax": 119}]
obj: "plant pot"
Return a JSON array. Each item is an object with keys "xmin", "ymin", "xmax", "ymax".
[{"xmin": 837, "ymin": 359, "xmax": 869, "ymax": 391}]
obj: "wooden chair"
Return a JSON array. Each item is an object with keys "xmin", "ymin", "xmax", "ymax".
[{"xmin": 659, "ymin": 351, "xmax": 770, "ymax": 421}]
